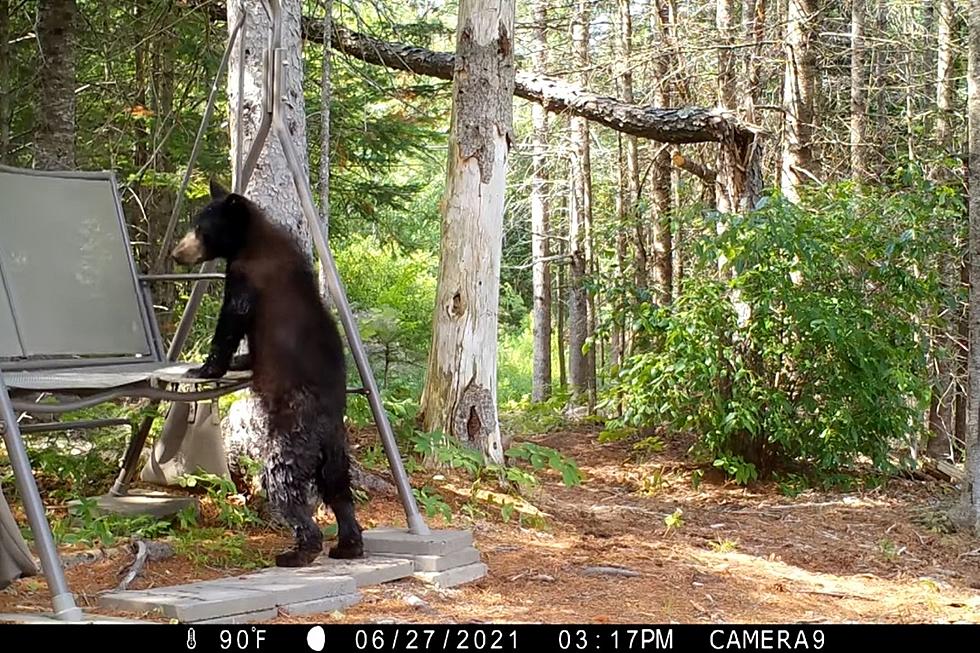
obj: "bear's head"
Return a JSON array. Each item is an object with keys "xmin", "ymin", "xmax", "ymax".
[{"xmin": 172, "ymin": 179, "xmax": 251, "ymax": 265}]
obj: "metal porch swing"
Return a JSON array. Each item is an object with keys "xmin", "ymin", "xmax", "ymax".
[{"xmin": 0, "ymin": 0, "xmax": 431, "ymax": 621}]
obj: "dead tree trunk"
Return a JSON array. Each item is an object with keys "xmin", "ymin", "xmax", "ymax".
[
  {"xmin": 418, "ymin": 0, "xmax": 514, "ymax": 464},
  {"xmin": 34, "ymin": 0, "xmax": 76, "ymax": 170},
  {"xmin": 530, "ymin": 0, "xmax": 552, "ymax": 403}
]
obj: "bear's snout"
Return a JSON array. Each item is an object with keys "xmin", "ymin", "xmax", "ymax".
[{"xmin": 172, "ymin": 231, "xmax": 205, "ymax": 265}]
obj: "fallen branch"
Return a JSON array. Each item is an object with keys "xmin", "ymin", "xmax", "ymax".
[{"xmin": 199, "ymin": 1, "xmax": 756, "ymax": 146}]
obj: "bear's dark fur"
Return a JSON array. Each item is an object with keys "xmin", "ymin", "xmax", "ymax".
[{"xmin": 171, "ymin": 179, "xmax": 363, "ymax": 567}]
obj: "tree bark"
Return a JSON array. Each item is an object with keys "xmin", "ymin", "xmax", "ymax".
[
  {"xmin": 567, "ymin": 0, "xmax": 595, "ymax": 410},
  {"xmin": 851, "ymin": 0, "xmax": 868, "ymax": 182},
  {"xmin": 716, "ymin": 0, "xmax": 737, "ymax": 110},
  {"xmin": 418, "ymin": 0, "xmax": 514, "ymax": 464},
  {"xmin": 223, "ymin": 0, "xmax": 312, "ymax": 468},
  {"xmin": 781, "ymin": 0, "xmax": 817, "ymax": 202},
  {"xmin": 927, "ymin": 0, "xmax": 958, "ymax": 458},
  {"xmin": 651, "ymin": 0, "xmax": 675, "ymax": 305},
  {"xmin": 0, "ymin": 0, "xmax": 10, "ymax": 164},
  {"xmin": 530, "ymin": 0, "xmax": 552, "ymax": 403},
  {"xmin": 935, "ymin": 0, "xmax": 955, "ymax": 156},
  {"xmin": 228, "ymin": 0, "xmax": 311, "ymax": 250},
  {"xmin": 613, "ymin": 0, "xmax": 641, "ymax": 365},
  {"xmin": 318, "ymin": 0, "xmax": 332, "ymax": 297},
  {"xmin": 741, "ymin": 0, "xmax": 767, "ymax": 122},
  {"xmin": 33, "ymin": 0, "xmax": 76, "ymax": 170},
  {"xmin": 955, "ymin": 0, "xmax": 980, "ymax": 536}
]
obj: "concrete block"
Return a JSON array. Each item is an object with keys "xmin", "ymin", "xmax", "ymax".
[
  {"xmin": 387, "ymin": 546, "xmax": 482, "ymax": 573},
  {"xmin": 0, "ymin": 612, "xmax": 154, "ymax": 624},
  {"xmin": 70, "ymin": 490, "xmax": 198, "ymax": 519},
  {"xmin": 303, "ymin": 556, "xmax": 414, "ymax": 588},
  {"xmin": 362, "ymin": 528, "xmax": 473, "ymax": 556},
  {"xmin": 186, "ymin": 607, "xmax": 278, "ymax": 625},
  {"xmin": 201, "ymin": 574, "xmax": 355, "ymax": 605},
  {"xmin": 414, "ymin": 562, "xmax": 488, "ymax": 588},
  {"xmin": 251, "ymin": 557, "xmax": 411, "ymax": 588},
  {"xmin": 99, "ymin": 583, "xmax": 278, "ymax": 622},
  {"xmin": 279, "ymin": 593, "xmax": 361, "ymax": 617}
]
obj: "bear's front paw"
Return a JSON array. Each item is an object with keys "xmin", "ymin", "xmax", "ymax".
[{"xmin": 185, "ymin": 364, "xmax": 225, "ymax": 379}]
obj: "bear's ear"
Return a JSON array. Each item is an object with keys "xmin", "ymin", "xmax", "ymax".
[{"xmin": 209, "ymin": 178, "xmax": 229, "ymax": 200}]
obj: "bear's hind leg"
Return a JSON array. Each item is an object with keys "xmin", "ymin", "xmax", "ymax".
[
  {"xmin": 264, "ymin": 419, "xmax": 324, "ymax": 567},
  {"xmin": 316, "ymin": 439, "xmax": 364, "ymax": 559}
]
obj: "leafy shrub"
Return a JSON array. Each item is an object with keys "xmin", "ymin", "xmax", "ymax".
[{"xmin": 601, "ymin": 179, "xmax": 960, "ymax": 481}]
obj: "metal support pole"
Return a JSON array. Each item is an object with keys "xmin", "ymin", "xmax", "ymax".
[
  {"xmin": 0, "ymin": 371, "xmax": 82, "ymax": 621},
  {"xmin": 264, "ymin": 0, "xmax": 428, "ymax": 535}
]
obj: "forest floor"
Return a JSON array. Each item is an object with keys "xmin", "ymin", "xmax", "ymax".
[{"xmin": 3, "ymin": 426, "xmax": 980, "ymax": 624}]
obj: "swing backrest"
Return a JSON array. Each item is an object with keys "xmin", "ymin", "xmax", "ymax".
[{"xmin": 0, "ymin": 165, "xmax": 162, "ymax": 369}]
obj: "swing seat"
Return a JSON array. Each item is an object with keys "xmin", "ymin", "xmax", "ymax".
[
  {"xmin": 0, "ymin": 165, "xmax": 251, "ymax": 414},
  {"xmin": 0, "ymin": 165, "xmax": 254, "ymax": 604}
]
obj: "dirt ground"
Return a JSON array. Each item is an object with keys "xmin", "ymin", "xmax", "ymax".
[{"xmin": 3, "ymin": 428, "xmax": 980, "ymax": 624}]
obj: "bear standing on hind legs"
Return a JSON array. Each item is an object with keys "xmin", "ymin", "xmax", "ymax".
[{"xmin": 171, "ymin": 179, "xmax": 364, "ymax": 567}]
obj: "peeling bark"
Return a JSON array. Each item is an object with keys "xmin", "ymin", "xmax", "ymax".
[{"xmin": 418, "ymin": 0, "xmax": 514, "ymax": 464}]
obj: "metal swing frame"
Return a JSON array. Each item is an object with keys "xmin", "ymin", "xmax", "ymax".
[{"xmin": 0, "ymin": 0, "xmax": 427, "ymax": 622}]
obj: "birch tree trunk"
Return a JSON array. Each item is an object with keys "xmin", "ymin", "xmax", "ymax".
[
  {"xmin": 568, "ymin": 0, "xmax": 595, "ymax": 410},
  {"xmin": 418, "ymin": 0, "xmax": 514, "ymax": 465},
  {"xmin": 851, "ymin": 0, "xmax": 868, "ymax": 182},
  {"xmin": 223, "ymin": 0, "xmax": 313, "ymax": 483},
  {"xmin": 781, "ymin": 0, "xmax": 817, "ymax": 202},
  {"xmin": 34, "ymin": 0, "xmax": 76, "ymax": 170},
  {"xmin": 955, "ymin": 0, "xmax": 980, "ymax": 535},
  {"xmin": 530, "ymin": 0, "xmax": 552, "ymax": 403}
]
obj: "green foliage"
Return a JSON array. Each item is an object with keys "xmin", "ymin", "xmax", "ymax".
[
  {"xmin": 601, "ymin": 179, "xmax": 961, "ymax": 482},
  {"xmin": 664, "ymin": 508, "xmax": 684, "ymax": 533},
  {"xmin": 413, "ymin": 487, "xmax": 453, "ymax": 522},
  {"xmin": 505, "ymin": 441, "xmax": 583, "ymax": 488},
  {"xmin": 175, "ymin": 471, "xmax": 264, "ymax": 530},
  {"xmin": 173, "ymin": 528, "xmax": 270, "ymax": 570},
  {"xmin": 49, "ymin": 498, "xmax": 174, "ymax": 548}
]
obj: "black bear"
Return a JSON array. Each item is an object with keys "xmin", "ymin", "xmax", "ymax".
[{"xmin": 171, "ymin": 179, "xmax": 363, "ymax": 567}]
